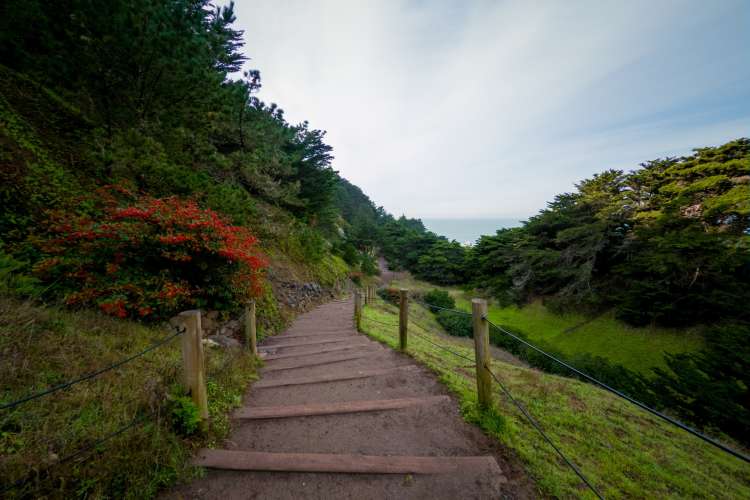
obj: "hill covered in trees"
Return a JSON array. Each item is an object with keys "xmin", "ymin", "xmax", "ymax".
[
  {"xmin": 0, "ymin": 0, "xmax": 391, "ymax": 325},
  {"xmin": 361, "ymin": 141, "xmax": 750, "ymax": 445},
  {"xmin": 0, "ymin": 0, "xmax": 747, "ymax": 485}
]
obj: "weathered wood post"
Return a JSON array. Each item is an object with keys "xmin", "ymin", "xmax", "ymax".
[
  {"xmin": 471, "ymin": 299, "xmax": 493, "ymax": 408},
  {"xmin": 399, "ymin": 289, "xmax": 408, "ymax": 351},
  {"xmin": 364, "ymin": 286, "xmax": 369, "ymax": 305},
  {"xmin": 175, "ymin": 310, "xmax": 209, "ymax": 420},
  {"xmin": 244, "ymin": 299, "xmax": 257, "ymax": 355},
  {"xmin": 354, "ymin": 290, "xmax": 362, "ymax": 332}
]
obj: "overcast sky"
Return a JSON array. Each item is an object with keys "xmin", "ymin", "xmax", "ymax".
[{"xmin": 230, "ymin": 0, "xmax": 750, "ymax": 219}]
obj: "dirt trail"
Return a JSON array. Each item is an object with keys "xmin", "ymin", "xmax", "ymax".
[{"xmin": 164, "ymin": 298, "xmax": 533, "ymax": 499}]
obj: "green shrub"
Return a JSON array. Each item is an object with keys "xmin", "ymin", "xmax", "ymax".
[
  {"xmin": 377, "ymin": 287, "xmax": 400, "ymax": 306},
  {"xmin": 204, "ymin": 181, "xmax": 257, "ymax": 226},
  {"xmin": 339, "ymin": 242, "xmax": 360, "ymax": 266},
  {"xmin": 654, "ymin": 323, "xmax": 750, "ymax": 445},
  {"xmin": 32, "ymin": 187, "xmax": 266, "ymax": 320},
  {"xmin": 423, "ymin": 289, "xmax": 455, "ymax": 310},
  {"xmin": 0, "ymin": 247, "xmax": 41, "ymax": 297},
  {"xmin": 436, "ymin": 310, "xmax": 472, "ymax": 337},
  {"xmin": 360, "ymin": 253, "xmax": 379, "ymax": 276},
  {"xmin": 168, "ymin": 393, "xmax": 201, "ymax": 436}
]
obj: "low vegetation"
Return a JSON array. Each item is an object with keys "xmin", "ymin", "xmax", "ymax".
[
  {"xmin": 360, "ymin": 299, "xmax": 750, "ymax": 499},
  {"xmin": 0, "ymin": 297, "xmax": 259, "ymax": 498}
]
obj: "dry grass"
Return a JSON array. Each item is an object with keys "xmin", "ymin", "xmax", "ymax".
[{"xmin": 0, "ymin": 297, "xmax": 259, "ymax": 498}]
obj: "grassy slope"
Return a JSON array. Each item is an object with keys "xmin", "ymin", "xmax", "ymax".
[
  {"xmin": 360, "ymin": 299, "xmax": 749, "ymax": 499},
  {"xmin": 391, "ymin": 277, "xmax": 702, "ymax": 374},
  {"xmin": 0, "ymin": 297, "xmax": 260, "ymax": 498},
  {"xmin": 0, "ymin": 64, "xmax": 354, "ymax": 497}
]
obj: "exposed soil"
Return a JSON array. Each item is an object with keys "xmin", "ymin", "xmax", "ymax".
[{"xmin": 163, "ymin": 298, "xmax": 535, "ymax": 499}]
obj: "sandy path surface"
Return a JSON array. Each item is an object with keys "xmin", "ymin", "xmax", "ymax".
[{"xmin": 164, "ymin": 298, "xmax": 533, "ymax": 499}]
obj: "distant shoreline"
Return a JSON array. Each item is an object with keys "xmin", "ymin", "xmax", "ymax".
[{"xmin": 421, "ymin": 217, "xmax": 524, "ymax": 245}]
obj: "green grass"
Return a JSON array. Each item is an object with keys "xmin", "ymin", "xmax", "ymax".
[
  {"xmin": 360, "ymin": 299, "xmax": 750, "ymax": 499},
  {"xmin": 458, "ymin": 299, "xmax": 702, "ymax": 374},
  {"xmin": 0, "ymin": 297, "xmax": 260, "ymax": 498},
  {"xmin": 390, "ymin": 277, "xmax": 702, "ymax": 374}
]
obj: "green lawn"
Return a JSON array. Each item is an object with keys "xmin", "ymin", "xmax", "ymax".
[
  {"xmin": 389, "ymin": 277, "xmax": 703, "ymax": 374},
  {"xmin": 360, "ymin": 300, "xmax": 749, "ymax": 499}
]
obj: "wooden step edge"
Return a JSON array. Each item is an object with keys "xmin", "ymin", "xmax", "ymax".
[
  {"xmin": 259, "ymin": 338, "xmax": 353, "ymax": 351},
  {"xmin": 261, "ymin": 343, "xmax": 376, "ymax": 361},
  {"xmin": 260, "ymin": 352, "xmax": 382, "ymax": 372},
  {"xmin": 254, "ymin": 365, "xmax": 418, "ymax": 389},
  {"xmin": 281, "ymin": 329, "xmax": 358, "ymax": 336},
  {"xmin": 234, "ymin": 395, "xmax": 449, "ymax": 419},
  {"xmin": 193, "ymin": 450, "xmax": 504, "ymax": 477},
  {"xmin": 265, "ymin": 332, "xmax": 359, "ymax": 341}
]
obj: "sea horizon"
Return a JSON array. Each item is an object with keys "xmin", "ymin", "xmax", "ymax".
[{"xmin": 421, "ymin": 217, "xmax": 526, "ymax": 245}]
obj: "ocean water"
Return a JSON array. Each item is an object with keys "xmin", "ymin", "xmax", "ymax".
[{"xmin": 422, "ymin": 218, "xmax": 524, "ymax": 246}]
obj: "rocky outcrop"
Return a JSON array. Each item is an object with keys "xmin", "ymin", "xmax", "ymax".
[
  {"xmin": 272, "ymin": 280, "xmax": 335, "ymax": 311},
  {"xmin": 199, "ymin": 279, "xmax": 342, "ymax": 348}
]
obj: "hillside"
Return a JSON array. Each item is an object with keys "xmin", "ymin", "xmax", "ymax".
[
  {"xmin": 388, "ymin": 276, "xmax": 703, "ymax": 374},
  {"xmin": 360, "ymin": 296, "xmax": 749, "ymax": 498},
  {"xmin": 1, "ymin": 1, "xmax": 748, "ymax": 497},
  {"xmin": 0, "ymin": 2, "xmax": 378, "ymax": 495}
]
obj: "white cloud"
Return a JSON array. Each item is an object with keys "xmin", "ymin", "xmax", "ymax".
[{"xmin": 229, "ymin": 0, "xmax": 750, "ymax": 218}]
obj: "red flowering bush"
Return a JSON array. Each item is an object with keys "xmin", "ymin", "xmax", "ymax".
[{"xmin": 33, "ymin": 187, "xmax": 266, "ymax": 320}]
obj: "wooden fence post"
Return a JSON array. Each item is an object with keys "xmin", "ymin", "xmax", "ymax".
[
  {"xmin": 244, "ymin": 300, "xmax": 257, "ymax": 355},
  {"xmin": 176, "ymin": 310, "xmax": 209, "ymax": 420},
  {"xmin": 354, "ymin": 290, "xmax": 362, "ymax": 332},
  {"xmin": 471, "ymin": 299, "xmax": 493, "ymax": 409},
  {"xmin": 399, "ymin": 289, "xmax": 408, "ymax": 351}
]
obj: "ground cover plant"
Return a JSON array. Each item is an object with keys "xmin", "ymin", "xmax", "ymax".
[
  {"xmin": 359, "ymin": 299, "xmax": 750, "ymax": 499},
  {"xmin": 0, "ymin": 297, "xmax": 259, "ymax": 498}
]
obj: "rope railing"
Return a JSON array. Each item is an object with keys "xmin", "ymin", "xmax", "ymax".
[
  {"xmin": 361, "ymin": 315, "xmax": 400, "ymax": 328},
  {"xmin": 482, "ymin": 317, "xmax": 750, "ymax": 464},
  {"xmin": 2, "ymin": 305, "xmax": 258, "ymax": 495},
  {"xmin": 358, "ymin": 298, "xmax": 602, "ymax": 497},
  {"xmin": 404, "ymin": 298, "xmax": 750, "ymax": 464},
  {"xmin": 412, "ymin": 298, "xmax": 472, "ymax": 316},
  {"xmin": 483, "ymin": 362, "xmax": 605, "ymax": 499},
  {"xmin": 1, "ymin": 325, "xmax": 184, "ymax": 411},
  {"xmin": 1, "ymin": 407, "xmax": 159, "ymax": 494}
]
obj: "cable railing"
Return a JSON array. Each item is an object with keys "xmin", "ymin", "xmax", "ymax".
[
  {"xmin": 400, "ymin": 295, "xmax": 750, "ymax": 464},
  {"xmin": 0, "ymin": 323, "xmax": 185, "ymax": 494},
  {"xmin": 1, "ymin": 326, "xmax": 184, "ymax": 411},
  {"xmin": 482, "ymin": 361, "xmax": 605, "ymax": 499},
  {"xmin": 357, "ymin": 299, "xmax": 604, "ymax": 498},
  {"xmin": 1, "ymin": 303, "xmax": 260, "ymax": 495},
  {"xmin": 1, "ymin": 407, "xmax": 158, "ymax": 494}
]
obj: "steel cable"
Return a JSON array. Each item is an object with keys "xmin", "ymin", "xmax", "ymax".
[
  {"xmin": 411, "ymin": 299, "xmax": 472, "ymax": 316},
  {"xmin": 484, "ymin": 363, "xmax": 605, "ymax": 499},
  {"xmin": 483, "ymin": 317, "xmax": 750, "ymax": 464},
  {"xmin": 1, "ymin": 407, "xmax": 158, "ymax": 494},
  {"xmin": 1, "ymin": 326, "xmax": 184, "ymax": 411}
]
